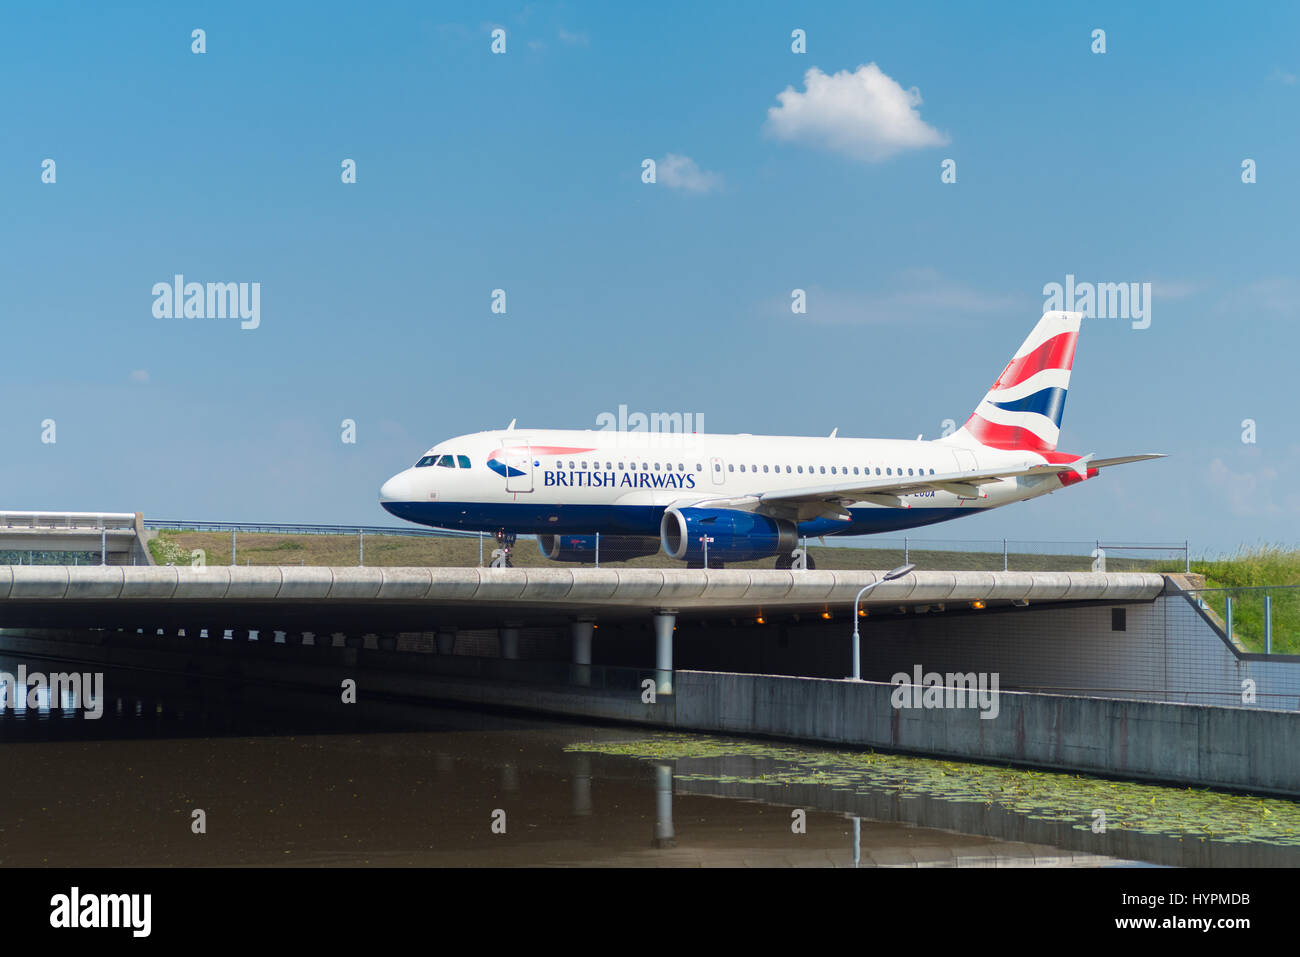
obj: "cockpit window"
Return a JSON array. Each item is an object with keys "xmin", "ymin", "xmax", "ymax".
[
  {"xmin": 415, "ymin": 455, "xmax": 437, "ymax": 467},
  {"xmin": 456, "ymin": 455, "xmax": 470, "ymax": 469},
  {"xmin": 436, "ymin": 454, "xmax": 455, "ymax": 468}
]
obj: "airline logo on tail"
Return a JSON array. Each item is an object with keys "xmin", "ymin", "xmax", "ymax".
[{"xmin": 951, "ymin": 311, "xmax": 1081, "ymax": 452}]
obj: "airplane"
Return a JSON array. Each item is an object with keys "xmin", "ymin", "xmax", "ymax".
[{"xmin": 379, "ymin": 311, "xmax": 1163, "ymax": 568}]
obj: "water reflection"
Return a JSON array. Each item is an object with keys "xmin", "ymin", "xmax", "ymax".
[{"xmin": 0, "ymin": 652, "xmax": 1291, "ymax": 866}]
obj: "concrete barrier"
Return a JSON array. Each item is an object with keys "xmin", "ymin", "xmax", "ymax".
[{"xmin": 674, "ymin": 670, "xmax": 1300, "ymax": 797}]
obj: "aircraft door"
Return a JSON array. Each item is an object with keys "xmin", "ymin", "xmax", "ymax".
[
  {"xmin": 502, "ymin": 440, "xmax": 534, "ymax": 493},
  {"xmin": 710, "ymin": 456, "xmax": 726, "ymax": 486}
]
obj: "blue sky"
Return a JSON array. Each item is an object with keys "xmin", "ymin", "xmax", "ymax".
[{"xmin": 1, "ymin": 1, "xmax": 1296, "ymax": 555}]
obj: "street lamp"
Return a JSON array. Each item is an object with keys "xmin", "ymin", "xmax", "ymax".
[{"xmin": 850, "ymin": 563, "xmax": 916, "ymax": 680}]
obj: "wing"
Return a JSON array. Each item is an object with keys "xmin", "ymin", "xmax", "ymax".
[{"xmin": 674, "ymin": 453, "xmax": 1166, "ymax": 524}]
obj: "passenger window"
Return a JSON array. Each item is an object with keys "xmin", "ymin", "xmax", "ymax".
[
  {"xmin": 853, "ymin": 467, "xmax": 859, "ymax": 475},
  {"xmin": 886, "ymin": 468, "xmax": 892, "ymax": 475},
  {"xmin": 457, "ymin": 455, "xmax": 470, "ymax": 469},
  {"xmin": 763, "ymin": 465, "xmax": 769, "ymax": 473},
  {"xmin": 785, "ymin": 466, "xmax": 791, "ymax": 473},
  {"xmin": 797, "ymin": 466, "xmax": 803, "ymax": 474},
  {"xmin": 728, "ymin": 464, "xmax": 734, "ymax": 472},
  {"xmin": 820, "ymin": 466, "xmax": 826, "ymax": 474},
  {"xmin": 713, "ymin": 463, "xmax": 721, "ymax": 472},
  {"xmin": 740, "ymin": 465, "xmax": 746, "ymax": 472},
  {"xmin": 655, "ymin": 462, "xmax": 661, "ymax": 471}
]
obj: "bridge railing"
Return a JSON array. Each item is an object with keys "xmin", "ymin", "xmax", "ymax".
[
  {"xmin": 1184, "ymin": 585, "xmax": 1300, "ymax": 656},
  {"xmin": 133, "ymin": 523, "xmax": 1192, "ymax": 575},
  {"xmin": 0, "ymin": 511, "xmax": 138, "ymax": 530}
]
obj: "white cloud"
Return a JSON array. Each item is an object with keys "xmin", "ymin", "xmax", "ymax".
[
  {"xmin": 1208, "ymin": 456, "xmax": 1282, "ymax": 518},
  {"xmin": 657, "ymin": 153, "xmax": 722, "ymax": 193},
  {"xmin": 129, "ymin": 369, "xmax": 149, "ymax": 384},
  {"xmin": 1271, "ymin": 67, "xmax": 1297, "ymax": 85},
  {"xmin": 780, "ymin": 270, "xmax": 1019, "ymax": 325},
  {"xmin": 765, "ymin": 63, "xmax": 949, "ymax": 162},
  {"xmin": 558, "ymin": 28, "xmax": 589, "ymax": 46}
]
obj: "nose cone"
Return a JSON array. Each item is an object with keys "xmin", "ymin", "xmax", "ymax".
[{"xmin": 379, "ymin": 469, "xmax": 419, "ymax": 507}]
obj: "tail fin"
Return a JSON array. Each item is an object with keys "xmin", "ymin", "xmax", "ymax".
[{"xmin": 947, "ymin": 311, "xmax": 1082, "ymax": 452}]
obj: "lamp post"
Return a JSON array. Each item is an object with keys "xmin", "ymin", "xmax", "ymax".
[{"xmin": 850, "ymin": 563, "xmax": 916, "ymax": 680}]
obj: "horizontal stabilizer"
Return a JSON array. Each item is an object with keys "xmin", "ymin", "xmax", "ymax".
[{"xmin": 1090, "ymin": 453, "xmax": 1166, "ymax": 469}]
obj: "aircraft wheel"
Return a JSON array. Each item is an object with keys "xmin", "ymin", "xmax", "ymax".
[{"xmin": 775, "ymin": 554, "xmax": 793, "ymax": 570}]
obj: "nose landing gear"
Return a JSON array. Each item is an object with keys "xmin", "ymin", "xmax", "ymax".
[{"xmin": 490, "ymin": 529, "xmax": 517, "ymax": 568}]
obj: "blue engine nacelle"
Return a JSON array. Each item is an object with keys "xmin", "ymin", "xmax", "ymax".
[
  {"xmin": 659, "ymin": 507, "xmax": 798, "ymax": 563},
  {"xmin": 537, "ymin": 534, "xmax": 661, "ymax": 562}
]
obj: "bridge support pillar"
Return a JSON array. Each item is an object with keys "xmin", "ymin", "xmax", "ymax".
[
  {"xmin": 571, "ymin": 619, "xmax": 595, "ymax": 687},
  {"xmin": 653, "ymin": 763, "xmax": 675, "ymax": 848},
  {"xmin": 653, "ymin": 610, "xmax": 676, "ymax": 696},
  {"xmin": 436, "ymin": 628, "xmax": 457, "ymax": 655},
  {"xmin": 499, "ymin": 624, "xmax": 520, "ymax": 660}
]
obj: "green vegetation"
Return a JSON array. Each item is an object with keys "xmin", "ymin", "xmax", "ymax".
[
  {"xmin": 566, "ymin": 733, "xmax": 1300, "ymax": 847},
  {"xmin": 1183, "ymin": 546, "xmax": 1300, "ymax": 655},
  {"xmin": 143, "ymin": 529, "xmax": 1167, "ymax": 573}
]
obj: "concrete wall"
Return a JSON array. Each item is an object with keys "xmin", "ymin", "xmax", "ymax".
[
  {"xmin": 673, "ymin": 670, "xmax": 1300, "ymax": 796},
  {"xmin": 674, "ymin": 589, "xmax": 1300, "ymax": 710}
]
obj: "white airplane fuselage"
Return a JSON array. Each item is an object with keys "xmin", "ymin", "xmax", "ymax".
[{"xmin": 378, "ymin": 429, "xmax": 1073, "ymax": 538}]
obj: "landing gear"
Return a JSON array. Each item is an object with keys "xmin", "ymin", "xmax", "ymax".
[{"xmin": 491, "ymin": 529, "xmax": 516, "ymax": 568}]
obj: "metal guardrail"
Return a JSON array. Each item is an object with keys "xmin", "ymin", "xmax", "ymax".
[{"xmin": 1186, "ymin": 585, "xmax": 1300, "ymax": 656}]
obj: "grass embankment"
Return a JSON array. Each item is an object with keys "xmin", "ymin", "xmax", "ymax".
[
  {"xmin": 1183, "ymin": 546, "xmax": 1300, "ymax": 655},
  {"xmin": 147, "ymin": 530, "xmax": 1167, "ymax": 573}
]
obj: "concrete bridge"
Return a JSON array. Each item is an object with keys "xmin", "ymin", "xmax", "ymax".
[{"xmin": 0, "ymin": 511, "xmax": 152, "ymax": 566}]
